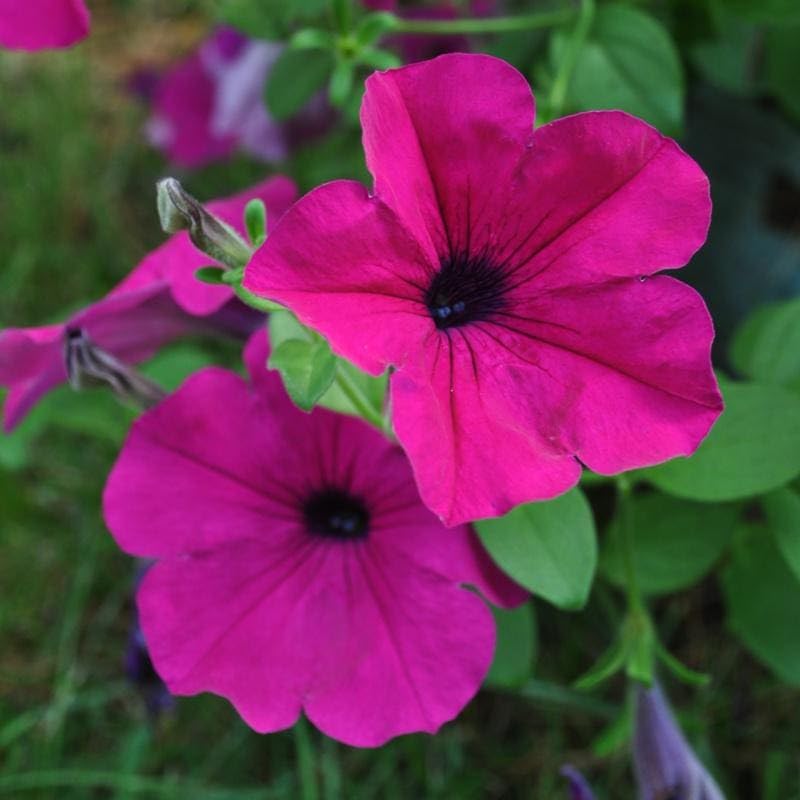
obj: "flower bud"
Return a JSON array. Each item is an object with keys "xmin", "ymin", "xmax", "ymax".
[
  {"xmin": 156, "ymin": 177, "xmax": 252, "ymax": 269},
  {"xmin": 560, "ymin": 765, "xmax": 596, "ymax": 800},
  {"xmin": 633, "ymin": 683, "xmax": 726, "ymax": 800}
]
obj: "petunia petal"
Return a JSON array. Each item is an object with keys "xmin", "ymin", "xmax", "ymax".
[
  {"xmin": 361, "ymin": 53, "xmax": 535, "ymax": 263},
  {"xmin": 302, "ymin": 543, "xmax": 496, "ymax": 746},
  {"xmin": 0, "ymin": 0, "xmax": 89, "ymax": 50},
  {"xmin": 103, "ymin": 367, "xmax": 307, "ymax": 557},
  {"xmin": 497, "ymin": 111, "xmax": 710, "ymax": 294},
  {"xmin": 244, "ymin": 180, "xmax": 434, "ymax": 375},
  {"xmin": 493, "ymin": 275, "xmax": 722, "ymax": 473},
  {"xmin": 391, "ymin": 331, "xmax": 582, "ymax": 525}
]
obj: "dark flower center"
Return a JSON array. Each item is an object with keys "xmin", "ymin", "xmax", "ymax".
[
  {"xmin": 425, "ymin": 250, "xmax": 508, "ymax": 330},
  {"xmin": 302, "ymin": 488, "xmax": 370, "ymax": 540}
]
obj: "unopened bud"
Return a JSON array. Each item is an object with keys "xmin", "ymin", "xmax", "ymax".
[
  {"xmin": 64, "ymin": 328, "xmax": 166, "ymax": 411},
  {"xmin": 156, "ymin": 177, "xmax": 252, "ymax": 269}
]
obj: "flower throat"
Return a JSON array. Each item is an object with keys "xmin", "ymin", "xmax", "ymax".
[
  {"xmin": 425, "ymin": 250, "xmax": 508, "ymax": 330},
  {"xmin": 303, "ymin": 488, "xmax": 370, "ymax": 540}
]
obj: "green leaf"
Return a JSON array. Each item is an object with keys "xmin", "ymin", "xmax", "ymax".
[
  {"xmin": 355, "ymin": 12, "xmax": 399, "ymax": 46},
  {"xmin": 318, "ymin": 359, "xmax": 387, "ymax": 421},
  {"xmin": 217, "ymin": 0, "xmax": 328, "ymax": 37},
  {"xmin": 328, "ymin": 60, "xmax": 355, "ymax": 108},
  {"xmin": 244, "ymin": 199, "xmax": 267, "ymax": 248},
  {"xmin": 194, "ymin": 266, "xmax": 227, "ymax": 285},
  {"xmin": 265, "ymin": 48, "xmax": 334, "ymax": 121},
  {"xmin": 268, "ymin": 339, "xmax": 337, "ymax": 412},
  {"xmin": 730, "ymin": 297, "xmax": 800, "ymax": 390},
  {"xmin": 722, "ymin": 524, "xmax": 800, "ymax": 685},
  {"xmin": 601, "ymin": 493, "xmax": 738, "ymax": 595},
  {"xmin": 485, "ymin": 603, "xmax": 536, "ymax": 689},
  {"xmin": 763, "ymin": 488, "xmax": 800, "ymax": 583},
  {"xmin": 476, "ymin": 488, "xmax": 597, "ymax": 610},
  {"xmin": 718, "ymin": 0, "xmax": 800, "ymax": 24},
  {"xmin": 140, "ymin": 345, "xmax": 210, "ymax": 393},
  {"xmin": 644, "ymin": 381, "xmax": 800, "ymax": 501},
  {"xmin": 552, "ymin": 3, "xmax": 684, "ymax": 134}
]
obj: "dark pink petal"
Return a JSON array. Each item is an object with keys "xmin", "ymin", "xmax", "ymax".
[
  {"xmin": 493, "ymin": 276, "xmax": 722, "ymax": 473},
  {"xmin": 0, "ymin": 284, "xmax": 195, "ymax": 432},
  {"xmin": 119, "ymin": 176, "xmax": 297, "ymax": 316},
  {"xmin": 391, "ymin": 332, "xmax": 581, "ymax": 525},
  {"xmin": 103, "ymin": 367, "xmax": 304, "ymax": 558},
  {"xmin": 361, "ymin": 53, "xmax": 535, "ymax": 262},
  {"xmin": 244, "ymin": 181, "xmax": 434, "ymax": 375},
  {"xmin": 139, "ymin": 539, "xmax": 496, "ymax": 746},
  {"xmin": 0, "ymin": 0, "xmax": 89, "ymax": 50},
  {"xmin": 146, "ymin": 50, "xmax": 236, "ymax": 168},
  {"xmin": 499, "ymin": 112, "xmax": 710, "ymax": 292}
]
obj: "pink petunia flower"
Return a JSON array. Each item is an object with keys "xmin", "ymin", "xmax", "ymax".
[
  {"xmin": 0, "ymin": 176, "xmax": 296, "ymax": 432},
  {"xmin": 144, "ymin": 28, "xmax": 330, "ymax": 169},
  {"xmin": 102, "ymin": 330, "xmax": 526, "ymax": 746},
  {"xmin": 244, "ymin": 54, "xmax": 723, "ymax": 525},
  {"xmin": 0, "ymin": 0, "xmax": 89, "ymax": 51}
]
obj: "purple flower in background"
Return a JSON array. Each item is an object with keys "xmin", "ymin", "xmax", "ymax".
[
  {"xmin": 634, "ymin": 683, "xmax": 726, "ymax": 800},
  {"xmin": 145, "ymin": 28, "xmax": 328, "ymax": 168},
  {"xmin": 560, "ymin": 765, "xmax": 596, "ymax": 800}
]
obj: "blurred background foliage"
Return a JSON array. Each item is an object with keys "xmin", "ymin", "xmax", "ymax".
[{"xmin": 1, "ymin": 0, "xmax": 799, "ymax": 797}]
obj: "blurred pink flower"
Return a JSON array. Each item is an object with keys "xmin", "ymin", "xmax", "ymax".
[
  {"xmin": 103, "ymin": 330, "xmax": 525, "ymax": 746},
  {"xmin": 244, "ymin": 54, "xmax": 722, "ymax": 525},
  {"xmin": 145, "ymin": 28, "xmax": 328, "ymax": 168},
  {"xmin": 0, "ymin": 176, "xmax": 296, "ymax": 431},
  {"xmin": 0, "ymin": 0, "xmax": 89, "ymax": 51}
]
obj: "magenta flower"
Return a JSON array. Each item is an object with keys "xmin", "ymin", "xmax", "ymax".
[
  {"xmin": 244, "ymin": 54, "xmax": 722, "ymax": 525},
  {"xmin": 145, "ymin": 28, "xmax": 328, "ymax": 168},
  {"xmin": 0, "ymin": 0, "xmax": 89, "ymax": 51},
  {"xmin": 0, "ymin": 177, "xmax": 295, "ymax": 431},
  {"xmin": 103, "ymin": 330, "xmax": 525, "ymax": 746}
]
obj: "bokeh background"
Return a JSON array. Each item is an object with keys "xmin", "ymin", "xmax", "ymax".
[{"xmin": 1, "ymin": 0, "xmax": 800, "ymax": 797}]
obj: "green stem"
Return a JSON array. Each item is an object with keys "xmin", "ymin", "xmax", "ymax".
[
  {"xmin": 502, "ymin": 678, "xmax": 617, "ymax": 719},
  {"xmin": 392, "ymin": 8, "xmax": 574, "ymax": 35},
  {"xmin": 334, "ymin": 366, "xmax": 385, "ymax": 429},
  {"xmin": 548, "ymin": 0, "xmax": 595, "ymax": 115},
  {"xmin": 615, "ymin": 475, "xmax": 642, "ymax": 613},
  {"xmin": 294, "ymin": 719, "xmax": 320, "ymax": 800}
]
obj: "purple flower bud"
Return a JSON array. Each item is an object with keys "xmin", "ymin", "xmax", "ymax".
[
  {"xmin": 560, "ymin": 765, "xmax": 596, "ymax": 800},
  {"xmin": 633, "ymin": 684, "xmax": 726, "ymax": 800}
]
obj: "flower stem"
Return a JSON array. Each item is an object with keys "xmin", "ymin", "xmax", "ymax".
[
  {"xmin": 334, "ymin": 365, "xmax": 385, "ymax": 430},
  {"xmin": 548, "ymin": 0, "xmax": 595, "ymax": 115},
  {"xmin": 616, "ymin": 475, "xmax": 642, "ymax": 613},
  {"xmin": 392, "ymin": 8, "xmax": 575, "ymax": 36}
]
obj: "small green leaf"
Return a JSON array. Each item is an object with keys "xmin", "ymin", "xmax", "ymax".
[
  {"xmin": 290, "ymin": 27, "xmax": 334, "ymax": 50},
  {"xmin": 763, "ymin": 488, "xmax": 800, "ymax": 583},
  {"xmin": 552, "ymin": 3, "xmax": 684, "ymax": 134},
  {"xmin": 722, "ymin": 524, "xmax": 800, "ymax": 685},
  {"xmin": 358, "ymin": 47, "xmax": 401, "ymax": 71},
  {"xmin": 194, "ymin": 266, "xmax": 227, "ymax": 285},
  {"xmin": 644, "ymin": 381, "xmax": 800, "ymax": 502},
  {"xmin": 601, "ymin": 493, "xmax": 738, "ymax": 595},
  {"xmin": 328, "ymin": 60, "xmax": 355, "ymax": 107},
  {"xmin": 476, "ymin": 488, "xmax": 597, "ymax": 610},
  {"xmin": 485, "ymin": 603, "xmax": 536, "ymax": 689},
  {"xmin": 244, "ymin": 199, "xmax": 267, "ymax": 248},
  {"xmin": 265, "ymin": 48, "xmax": 334, "ymax": 120},
  {"xmin": 268, "ymin": 309, "xmax": 312, "ymax": 347},
  {"xmin": 730, "ymin": 297, "xmax": 800, "ymax": 391},
  {"xmin": 269, "ymin": 339, "xmax": 337, "ymax": 411},
  {"xmin": 318, "ymin": 359, "xmax": 387, "ymax": 421},
  {"xmin": 355, "ymin": 12, "xmax": 398, "ymax": 46}
]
